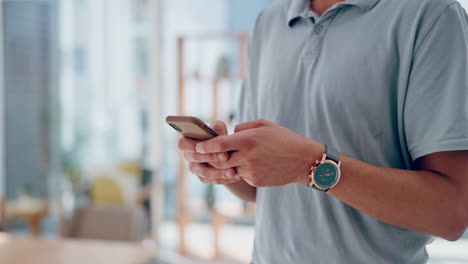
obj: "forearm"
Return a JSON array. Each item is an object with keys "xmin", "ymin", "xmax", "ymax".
[
  {"xmin": 225, "ymin": 179, "xmax": 256, "ymax": 203},
  {"xmin": 327, "ymin": 154, "xmax": 467, "ymax": 241},
  {"xmin": 189, "ymin": 120, "xmax": 468, "ymax": 240}
]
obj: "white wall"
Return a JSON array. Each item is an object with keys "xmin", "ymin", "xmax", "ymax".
[{"xmin": 459, "ymin": 0, "xmax": 468, "ymax": 9}]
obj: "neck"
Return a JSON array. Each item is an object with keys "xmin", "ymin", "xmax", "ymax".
[{"xmin": 310, "ymin": 0, "xmax": 345, "ymax": 16}]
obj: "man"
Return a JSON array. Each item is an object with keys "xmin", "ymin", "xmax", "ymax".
[{"xmin": 178, "ymin": 0, "xmax": 468, "ymax": 263}]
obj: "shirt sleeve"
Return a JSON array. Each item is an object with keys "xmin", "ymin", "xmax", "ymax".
[{"xmin": 405, "ymin": 3, "xmax": 468, "ymax": 161}]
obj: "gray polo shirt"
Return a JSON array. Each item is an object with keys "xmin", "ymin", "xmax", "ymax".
[{"xmin": 235, "ymin": 0, "xmax": 468, "ymax": 263}]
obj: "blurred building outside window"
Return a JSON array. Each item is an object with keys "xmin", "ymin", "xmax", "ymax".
[{"xmin": 0, "ymin": 0, "xmax": 162, "ymax": 244}]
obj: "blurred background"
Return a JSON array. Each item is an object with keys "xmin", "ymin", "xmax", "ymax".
[{"xmin": 0, "ymin": 0, "xmax": 467, "ymax": 264}]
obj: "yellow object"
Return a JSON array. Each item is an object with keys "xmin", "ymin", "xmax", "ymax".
[
  {"xmin": 91, "ymin": 176, "xmax": 124, "ymax": 205},
  {"xmin": 117, "ymin": 162, "xmax": 140, "ymax": 177}
]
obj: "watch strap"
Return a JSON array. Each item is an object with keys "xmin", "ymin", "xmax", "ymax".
[{"xmin": 325, "ymin": 144, "xmax": 339, "ymax": 163}]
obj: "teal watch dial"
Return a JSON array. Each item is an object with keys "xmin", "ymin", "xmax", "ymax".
[{"xmin": 313, "ymin": 161, "xmax": 339, "ymax": 189}]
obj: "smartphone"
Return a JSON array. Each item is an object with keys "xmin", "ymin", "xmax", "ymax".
[{"xmin": 166, "ymin": 115, "xmax": 219, "ymax": 140}]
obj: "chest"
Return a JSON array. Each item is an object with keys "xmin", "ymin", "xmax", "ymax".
[{"xmin": 255, "ymin": 14, "xmax": 400, "ymax": 137}]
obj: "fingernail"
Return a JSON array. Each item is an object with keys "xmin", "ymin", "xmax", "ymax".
[
  {"xmin": 234, "ymin": 175, "xmax": 241, "ymax": 180},
  {"xmin": 196, "ymin": 143, "xmax": 204, "ymax": 153},
  {"xmin": 225, "ymin": 170, "xmax": 234, "ymax": 178},
  {"xmin": 217, "ymin": 153, "xmax": 226, "ymax": 161}
]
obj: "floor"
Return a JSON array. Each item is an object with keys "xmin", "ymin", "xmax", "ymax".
[
  {"xmin": 427, "ymin": 238, "xmax": 468, "ymax": 264},
  {"xmin": 159, "ymin": 222, "xmax": 252, "ymax": 263},
  {"xmin": 7, "ymin": 218, "xmax": 468, "ymax": 264}
]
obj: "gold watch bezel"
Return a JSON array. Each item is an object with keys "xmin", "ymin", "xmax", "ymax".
[{"xmin": 309, "ymin": 154, "xmax": 341, "ymax": 191}]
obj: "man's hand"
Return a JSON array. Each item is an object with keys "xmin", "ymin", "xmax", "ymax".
[
  {"xmin": 195, "ymin": 119, "xmax": 324, "ymax": 187},
  {"xmin": 178, "ymin": 121, "xmax": 240, "ymax": 185}
]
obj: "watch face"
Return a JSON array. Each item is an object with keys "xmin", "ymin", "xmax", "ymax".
[{"xmin": 313, "ymin": 161, "xmax": 339, "ymax": 188}]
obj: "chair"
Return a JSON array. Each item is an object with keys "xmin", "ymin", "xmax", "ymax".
[
  {"xmin": 91, "ymin": 176, "xmax": 125, "ymax": 205},
  {"xmin": 62, "ymin": 204, "xmax": 146, "ymax": 242}
]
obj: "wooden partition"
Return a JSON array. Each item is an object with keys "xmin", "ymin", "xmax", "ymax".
[{"xmin": 176, "ymin": 33, "xmax": 248, "ymax": 257}]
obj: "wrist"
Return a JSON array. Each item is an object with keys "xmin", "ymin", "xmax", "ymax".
[{"xmin": 296, "ymin": 139, "xmax": 325, "ymax": 185}]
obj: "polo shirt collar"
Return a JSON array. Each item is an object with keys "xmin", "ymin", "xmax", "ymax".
[
  {"xmin": 348, "ymin": 0, "xmax": 380, "ymax": 10},
  {"xmin": 287, "ymin": 0, "xmax": 380, "ymax": 27}
]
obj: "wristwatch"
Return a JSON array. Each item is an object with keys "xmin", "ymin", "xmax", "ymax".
[{"xmin": 308, "ymin": 144, "xmax": 341, "ymax": 192}]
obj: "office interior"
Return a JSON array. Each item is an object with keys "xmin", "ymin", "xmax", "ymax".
[{"xmin": 0, "ymin": 0, "xmax": 467, "ymax": 263}]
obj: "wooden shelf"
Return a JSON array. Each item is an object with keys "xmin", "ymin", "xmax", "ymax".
[{"xmin": 176, "ymin": 32, "xmax": 248, "ymax": 257}]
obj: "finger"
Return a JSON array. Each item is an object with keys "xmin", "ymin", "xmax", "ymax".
[
  {"xmin": 210, "ymin": 151, "xmax": 245, "ymax": 169},
  {"xmin": 210, "ymin": 120, "xmax": 228, "ymax": 136},
  {"xmin": 178, "ymin": 137, "xmax": 199, "ymax": 152},
  {"xmin": 188, "ymin": 162, "xmax": 238, "ymax": 180},
  {"xmin": 184, "ymin": 151, "xmax": 228, "ymax": 163},
  {"xmin": 195, "ymin": 131, "xmax": 252, "ymax": 154},
  {"xmin": 234, "ymin": 119, "xmax": 271, "ymax": 133},
  {"xmin": 197, "ymin": 176, "xmax": 241, "ymax": 185}
]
